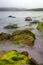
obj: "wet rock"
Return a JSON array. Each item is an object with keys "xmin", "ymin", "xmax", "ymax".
[
  {"xmin": 23, "ymin": 39, "xmax": 34, "ymax": 46},
  {"xmin": 0, "ymin": 33, "xmax": 11, "ymax": 41},
  {"xmin": 21, "ymin": 51, "xmax": 29, "ymax": 56},
  {"xmin": 30, "ymin": 58, "xmax": 38, "ymax": 65},
  {"xmin": 12, "ymin": 30, "xmax": 35, "ymax": 37},
  {"xmin": 8, "ymin": 15, "xmax": 12, "ymax": 17},
  {"xmin": 30, "ymin": 20, "xmax": 39, "ymax": 24},
  {"xmin": 25, "ymin": 17, "xmax": 32, "ymax": 21},
  {"xmin": 1, "ymin": 50, "xmax": 6, "ymax": 53},
  {"xmin": 8, "ymin": 15, "xmax": 16, "ymax": 18}
]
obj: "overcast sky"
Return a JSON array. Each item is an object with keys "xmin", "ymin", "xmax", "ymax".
[{"xmin": 0, "ymin": 0, "xmax": 43, "ymax": 9}]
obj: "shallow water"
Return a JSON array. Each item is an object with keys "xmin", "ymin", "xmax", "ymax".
[{"xmin": 0, "ymin": 11, "xmax": 43, "ymax": 64}]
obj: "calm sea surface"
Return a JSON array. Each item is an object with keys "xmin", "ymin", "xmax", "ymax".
[{"xmin": 0, "ymin": 11, "xmax": 43, "ymax": 64}]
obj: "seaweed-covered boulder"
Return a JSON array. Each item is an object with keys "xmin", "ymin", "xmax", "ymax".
[
  {"xmin": 0, "ymin": 33, "xmax": 11, "ymax": 41},
  {"xmin": 25, "ymin": 17, "xmax": 32, "ymax": 21},
  {"xmin": 4, "ymin": 24, "xmax": 19, "ymax": 29},
  {"xmin": 0, "ymin": 50, "xmax": 38, "ymax": 65},
  {"xmin": 37, "ymin": 22, "xmax": 43, "ymax": 31},
  {"xmin": 8, "ymin": 15, "xmax": 16, "ymax": 18},
  {"xmin": 10, "ymin": 30, "xmax": 36, "ymax": 46}
]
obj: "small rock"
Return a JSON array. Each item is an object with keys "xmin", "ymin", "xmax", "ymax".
[
  {"xmin": 8, "ymin": 15, "xmax": 16, "ymax": 18},
  {"xmin": 25, "ymin": 17, "xmax": 32, "ymax": 21}
]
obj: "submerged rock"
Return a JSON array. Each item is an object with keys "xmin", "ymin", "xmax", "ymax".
[
  {"xmin": 10, "ymin": 30, "xmax": 36, "ymax": 46},
  {"xmin": 4, "ymin": 24, "xmax": 19, "ymax": 29},
  {"xmin": 30, "ymin": 20, "xmax": 39, "ymax": 24},
  {"xmin": 8, "ymin": 15, "xmax": 16, "ymax": 18},
  {"xmin": 25, "ymin": 28, "xmax": 34, "ymax": 31},
  {"xmin": 37, "ymin": 22, "xmax": 43, "ymax": 31},
  {"xmin": 0, "ymin": 50, "xmax": 38, "ymax": 65},
  {"xmin": 25, "ymin": 24, "xmax": 32, "ymax": 26},
  {"xmin": 30, "ymin": 58, "xmax": 38, "ymax": 65},
  {"xmin": 25, "ymin": 17, "xmax": 32, "ymax": 21}
]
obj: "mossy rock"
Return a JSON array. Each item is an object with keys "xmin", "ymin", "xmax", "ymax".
[
  {"xmin": 0, "ymin": 50, "xmax": 38, "ymax": 65},
  {"xmin": 37, "ymin": 22, "xmax": 43, "ymax": 31},
  {"xmin": 4, "ymin": 24, "xmax": 19, "ymax": 29},
  {"xmin": 0, "ymin": 30, "xmax": 36, "ymax": 46},
  {"xmin": 0, "ymin": 33, "xmax": 11, "ymax": 41},
  {"xmin": 10, "ymin": 30, "xmax": 36, "ymax": 46}
]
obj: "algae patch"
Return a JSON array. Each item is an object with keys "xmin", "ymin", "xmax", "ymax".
[
  {"xmin": 0, "ymin": 50, "xmax": 30, "ymax": 65},
  {"xmin": 4, "ymin": 24, "xmax": 19, "ymax": 29},
  {"xmin": 0, "ymin": 50, "xmax": 38, "ymax": 65},
  {"xmin": 37, "ymin": 22, "xmax": 43, "ymax": 31}
]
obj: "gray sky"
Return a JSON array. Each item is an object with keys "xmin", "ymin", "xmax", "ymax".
[{"xmin": 0, "ymin": 0, "xmax": 43, "ymax": 9}]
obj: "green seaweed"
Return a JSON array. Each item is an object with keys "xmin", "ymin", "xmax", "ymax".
[
  {"xmin": 0, "ymin": 50, "xmax": 31, "ymax": 65},
  {"xmin": 37, "ymin": 22, "xmax": 43, "ymax": 31},
  {"xmin": 11, "ymin": 33, "xmax": 35, "ymax": 44},
  {"xmin": 4, "ymin": 24, "xmax": 19, "ymax": 29}
]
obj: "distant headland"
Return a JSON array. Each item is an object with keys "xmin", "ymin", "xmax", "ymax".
[{"xmin": 0, "ymin": 8, "xmax": 43, "ymax": 11}]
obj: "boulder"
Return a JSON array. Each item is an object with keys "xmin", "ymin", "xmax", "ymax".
[
  {"xmin": 10, "ymin": 30, "xmax": 36, "ymax": 46},
  {"xmin": 30, "ymin": 58, "xmax": 38, "ymax": 65},
  {"xmin": 25, "ymin": 17, "xmax": 32, "ymax": 21}
]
